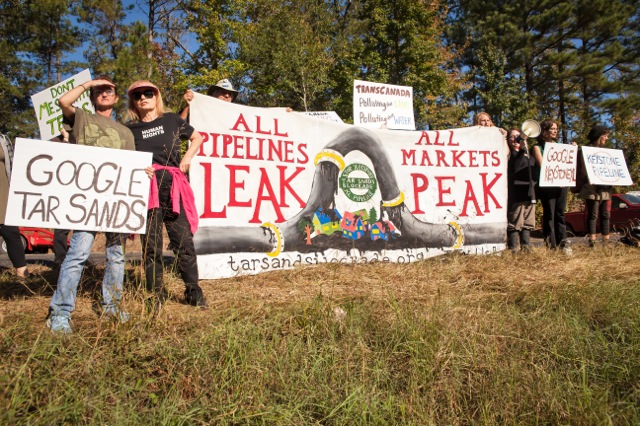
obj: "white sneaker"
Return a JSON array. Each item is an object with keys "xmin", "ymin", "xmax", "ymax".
[{"xmin": 47, "ymin": 315, "xmax": 72, "ymax": 334}]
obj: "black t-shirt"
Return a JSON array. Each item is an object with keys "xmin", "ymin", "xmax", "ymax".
[{"xmin": 126, "ymin": 113, "xmax": 194, "ymax": 167}]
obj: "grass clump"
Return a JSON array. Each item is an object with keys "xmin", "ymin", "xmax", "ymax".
[{"xmin": 1, "ymin": 244, "xmax": 640, "ymax": 424}]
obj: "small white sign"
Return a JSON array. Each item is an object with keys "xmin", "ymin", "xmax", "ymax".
[
  {"xmin": 31, "ymin": 69, "xmax": 94, "ymax": 140},
  {"xmin": 6, "ymin": 138, "xmax": 152, "ymax": 233},
  {"xmin": 353, "ymin": 79, "xmax": 415, "ymax": 130},
  {"xmin": 581, "ymin": 146, "xmax": 632, "ymax": 186},
  {"xmin": 539, "ymin": 143, "xmax": 578, "ymax": 187},
  {"xmin": 303, "ymin": 111, "xmax": 344, "ymax": 123}
]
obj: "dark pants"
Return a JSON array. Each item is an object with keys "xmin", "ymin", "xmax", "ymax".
[
  {"xmin": 0, "ymin": 225, "xmax": 26, "ymax": 268},
  {"xmin": 53, "ymin": 229, "xmax": 70, "ymax": 265},
  {"xmin": 141, "ymin": 200, "xmax": 199, "ymax": 294},
  {"xmin": 539, "ymin": 187, "xmax": 568, "ymax": 249},
  {"xmin": 586, "ymin": 199, "xmax": 611, "ymax": 236}
]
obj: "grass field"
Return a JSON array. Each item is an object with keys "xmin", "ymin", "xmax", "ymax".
[{"xmin": 1, "ymin": 244, "xmax": 639, "ymax": 424}]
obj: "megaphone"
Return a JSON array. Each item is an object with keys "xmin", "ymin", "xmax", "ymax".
[{"xmin": 521, "ymin": 119, "xmax": 541, "ymax": 138}]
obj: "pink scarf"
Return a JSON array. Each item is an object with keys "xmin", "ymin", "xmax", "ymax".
[{"xmin": 148, "ymin": 164, "xmax": 199, "ymax": 234}]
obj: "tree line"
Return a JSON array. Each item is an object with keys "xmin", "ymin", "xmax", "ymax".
[{"xmin": 1, "ymin": 0, "xmax": 639, "ymax": 181}]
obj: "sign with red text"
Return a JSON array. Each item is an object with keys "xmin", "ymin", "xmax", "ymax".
[
  {"xmin": 581, "ymin": 146, "xmax": 632, "ymax": 186},
  {"xmin": 190, "ymin": 94, "xmax": 508, "ymax": 279},
  {"xmin": 5, "ymin": 139, "xmax": 152, "ymax": 233},
  {"xmin": 353, "ymin": 79, "xmax": 415, "ymax": 130},
  {"xmin": 539, "ymin": 143, "xmax": 578, "ymax": 187},
  {"xmin": 31, "ymin": 69, "xmax": 95, "ymax": 141}
]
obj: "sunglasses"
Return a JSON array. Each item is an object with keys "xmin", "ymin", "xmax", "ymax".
[
  {"xmin": 95, "ymin": 88, "xmax": 116, "ymax": 96},
  {"xmin": 132, "ymin": 90, "xmax": 156, "ymax": 101}
]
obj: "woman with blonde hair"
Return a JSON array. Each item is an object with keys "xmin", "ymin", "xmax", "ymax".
[{"xmin": 125, "ymin": 80, "xmax": 208, "ymax": 309}]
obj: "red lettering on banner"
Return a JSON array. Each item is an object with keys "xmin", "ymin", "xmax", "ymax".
[
  {"xmin": 227, "ymin": 165, "xmax": 251, "ymax": 207},
  {"xmin": 410, "ymin": 173, "xmax": 429, "ymax": 214},
  {"xmin": 250, "ymin": 168, "xmax": 285, "ymax": 223},
  {"xmin": 197, "ymin": 132, "xmax": 208, "ymax": 156},
  {"xmin": 199, "ymin": 162, "xmax": 226, "ymax": 218},
  {"xmin": 231, "ymin": 114, "xmax": 251, "ymax": 132},
  {"xmin": 460, "ymin": 181, "xmax": 482, "ymax": 217},
  {"xmin": 480, "ymin": 173, "xmax": 502, "ymax": 212},
  {"xmin": 414, "ymin": 130, "xmax": 458, "ymax": 146},
  {"xmin": 435, "ymin": 176, "xmax": 456, "ymax": 207},
  {"xmin": 436, "ymin": 150, "xmax": 449, "ymax": 167},
  {"xmin": 451, "ymin": 150, "xmax": 465, "ymax": 167},
  {"xmin": 277, "ymin": 166, "xmax": 305, "ymax": 208},
  {"xmin": 231, "ymin": 113, "xmax": 289, "ymax": 138}
]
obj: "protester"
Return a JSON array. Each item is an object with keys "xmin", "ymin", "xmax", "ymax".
[
  {"xmin": 532, "ymin": 119, "xmax": 572, "ymax": 253},
  {"xmin": 47, "ymin": 76, "xmax": 136, "ymax": 334},
  {"xmin": 506, "ymin": 128, "xmax": 536, "ymax": 253},
  {"xmin": 0, "ymin": 133, "xmax": 29, "ymax": 279},
  {"xmin": 179, "ymin": 78, "xmax": 238, "ymax": 121},
  {"xmin": 473, "ymin": 111, "xmax": 508, "ymax": 140},
  {"xmin": 576, "ymin": 125, "xmax": 612, "ymax": 247},
  {"xmin": 125, "ymin": 80, "xmax": 208, "ymax": 309}
]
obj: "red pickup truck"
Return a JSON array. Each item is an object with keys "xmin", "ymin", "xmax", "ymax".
[
  {"xmin": 0, "ymin": 227, "xmax": 58, "ymax": 254},
  {"xmin": 565, "ymin": 193, "xmax": 640, "ymax": 235}
]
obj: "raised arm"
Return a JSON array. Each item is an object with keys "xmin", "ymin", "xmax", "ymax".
[
  {"xmin": 58, "ymin": 78, "xmax": 113, "ymax": 121},
  {"xmin": 179, "ymin": 89, "xmax": 195, "ymax": 121}
]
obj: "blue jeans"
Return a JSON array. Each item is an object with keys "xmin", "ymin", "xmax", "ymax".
[{"xmin": 49, "ymin": 231, "xmax": 125, "ymax": 318}]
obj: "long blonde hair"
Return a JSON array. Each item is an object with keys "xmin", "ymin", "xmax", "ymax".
[{"xmin": 125, "ymin": 81, "xmax": 165, "ymax": 123}]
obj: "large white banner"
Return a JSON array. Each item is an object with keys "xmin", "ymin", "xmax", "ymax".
[
  {"xmin": 6, "ymin": 139, "xmax": 152, "ymax": 233},
  {"xmin": 581, "ymin": 146, "xmax": 633, "ymax": 186},
  {"xmin": 353, "ymin": 79, "xmax": 415, "ymax": 130},
  {"xmin": 31, "ymin": 69, "xmax": 95, "ymax": 141},
  {"xmin": 190, "ymin": 94, "xmax": 508, "ymax": 279},
  {"xmin": 539, "ymin": 143, "xmax": 578, "ymax": 187}
]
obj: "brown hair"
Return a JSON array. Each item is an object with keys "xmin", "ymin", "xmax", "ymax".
[
  {"xmin": 539, "ymin": 119, "xmax": 558, "ymax": 141},
  {"xmin": 89, "ymin": 75, "xmax": 117, "ymax": 106}
]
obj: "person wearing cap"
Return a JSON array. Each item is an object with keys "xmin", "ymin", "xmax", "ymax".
[
  {"xmin": 125, "ymin": 80, "xmax": 208, "ymax": 310},
  {"xmin": 576, "ymin": 125, "xmax": 612, "ymax": 247},
  {"xmin": 179, "ymin": 78, "xmax": 238, "ymax": 121},
  {"xmin": 47, "ymin": 76, "xmax": 136, "ymax": 334}
]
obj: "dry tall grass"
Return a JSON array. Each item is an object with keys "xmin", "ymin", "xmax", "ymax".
[{"xmin": 1, "ymin": 244, "xmax": 639, "ymax": 424}]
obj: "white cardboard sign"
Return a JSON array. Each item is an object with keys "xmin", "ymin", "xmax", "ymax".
[
  {"xmin": 6, "ymin": 138, "xmax": 152, "ymax": 233},
  {"xmin": 353, "ymin": 79, "xmax": 415, "ymax": 130},
  {"xmin": 581, "ymin": 146, "xmax": 632, "ymax": 186},
  {"xmin": 31, "ymin": 69, "xmax": 95, "ymax": 140},
  {"xmin": 302, "ymin": 111, "xmax": 344, "ymax": 123},
  {"xmin": 539, "ymin": 143, "xmax": 578, "ymax": 187}
]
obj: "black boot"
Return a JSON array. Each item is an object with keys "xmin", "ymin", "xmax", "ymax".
[
  {"xmin": 508, "ymin": 230, "xmax": 519, "ymax": 253},
  {"xmin": 185, "ymin": 284, "xmax": 209, "ymax": 308},
  {"xmin": 521, "ymin": 229, "xmax": 531, "ymax": 253}
]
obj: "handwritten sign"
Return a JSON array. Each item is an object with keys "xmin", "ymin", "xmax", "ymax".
[
  {"xmin": 190, "ymin": 94, "xmax": 507, "ymax": 279},
  {"xmin": 581, "ymin": 146, "xmax": 632, "ymax": 186},
  {"xmin": 303, "ymin": 111, "xmax": 344, "ymax": 123},
  {"xmin": 353, "ymin": 79, "xmax": 415, "ymax": 130},
  {"xmin": 539, "ymin": 143, "xmax": 578, "ymax": 187},
  {"xmin": 31, "ymin": 69, "xmax": 94, "ymax": 140},
  {"xmin": 5, "ymin": 138, "xmax": 152, "ymax": 233}
]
